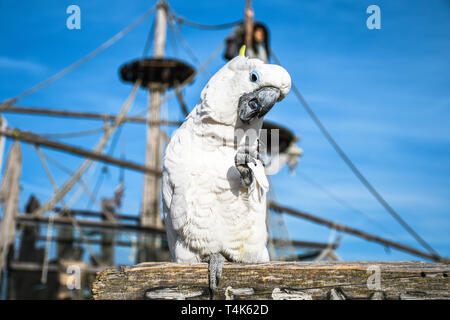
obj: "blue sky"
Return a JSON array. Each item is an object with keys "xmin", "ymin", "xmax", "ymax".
[{"xmin": 0, "ymin": 0, "xmax": 449, "ymax": 263}]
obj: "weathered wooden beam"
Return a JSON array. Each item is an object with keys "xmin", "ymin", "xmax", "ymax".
[
  {"xmin": 36, "ymin": 235, "xmax": 134, "ymax": 247},
  {"xmin": 16, "ymin": 215, "xmax": 166, "ymax": 235},
  {"xmin": 272, "ymin": 238, "xmax": 339, "ymax": 250},
  {"xmin": 92, "ymin": 261, "xmax": 450, "ymax": 300},
  {"xmin": 0, "ymin": 142, "xmax": 22, "ymax": 272},
  {"xmin": 0, "ymin": 128, "xmax": 162, "ymax": 176},
  {"xmin": 268, "ymin": 201, "xmax": 445, "ymax": 262},
  {"xmin": 53, "ymin": 207, "xmax": 140, "ymax": 222},
  {"xmin": 31, "ymin": 236, "xmax": 330, "ymax": 251},
  {"xmin": 1, "ymin": 105, "xmax": 182, "ymax": 126},
  {"xmin": 9, "ymin": 261, "xmax": 105, "ymax": 274}
]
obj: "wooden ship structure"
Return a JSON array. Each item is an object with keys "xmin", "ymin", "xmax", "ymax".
[{"xmin": 0, "ymin": 1, "xmax": 448, "ymax": 300}]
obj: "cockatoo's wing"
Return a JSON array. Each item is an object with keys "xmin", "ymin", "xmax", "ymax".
[
  {"xmin": 161, "ymin": 169, "xmax": 176, "ymax": 258},
  {"xmin": 162, "ymin": 124, "xmax": 191, "ymax": 261},
  {"xmin": 163, "ymin": 123, "xmax": 214, "ymax": 262}
]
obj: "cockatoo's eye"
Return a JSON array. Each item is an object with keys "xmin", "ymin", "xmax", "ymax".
[{"xmin": 249, "ymin": 70, "xmax": 259, "ymax": 83}]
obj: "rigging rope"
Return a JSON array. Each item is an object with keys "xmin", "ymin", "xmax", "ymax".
[
  {"xmin": 44, "ymin": 146, "xmax": 135, "ymax": 246},
  {"xmin": 35, "ymin": 146, "xmax": 105, "ymax": 272},
  {"xmin": 107, "ymin": 124, "xmax": 124, "ymax": 156},
  {"xmin": 40, "ymin": 127, "xmax": 105, "ymax": 139},
  {"xmin": 168, "ymin": 14, "xmax": 211, "ymax": 78},
  {"xmin": 66, "ymin": 160, "xmax": 99, "ymax": 209},
  {"xmin": 0, "ymin": 5, "xmax": 157, "ymax": 109},
  {"xmin": 296, "ymin": 168, "xmax": 399, "ymax": 241},
  {"xmin": 86, "ymin": 123, "xmax": 124, "ymax": 210},
  {"xmin": 270, "ymin": 50, "xmax": 441, "ymax": 259},
  {"xmin": 37, "ymin": 148, "xmax": 101, "ymax": 208},
  {"xmin": 32, "ymin": 79, "xmax": 142, "ymax": 217},
  {"xmin": 169, "ymin": 9, "xmax": 242, "ymax": 30},
  {"xmin": 132, "ymin": 40, "xmax": 224, "ymax": 119},
  {"xmin": 36, "ymin": 127, "xmax": 131, "ymax": 263},
  {"xmin": 40, "ymin": 213, "xmax": 54, "ymax": 285},
  {"xmin": 34, "ymin": 147, "xmax": 104, "ymax": 265},
  {"xmin": 167, "ymin": 17, "xmax": 180, "ymax": 58},
  {"xmin": 142, "ymin": 19, "xmax": 155, "ymax": 57},
  {"xmin": 266, "ymin": 176, "xmax": 296, "ymax": 261},
  {"xmin": 35, "ymin": 146, "xmax": 63, "ymax": 199},
  {"xmin": 67, "ymin": 212, "xmax": 104, "ymax": 266},
  {"xmin": 86, "ymin": 167, "xmax": 106, "ymax": 210}
]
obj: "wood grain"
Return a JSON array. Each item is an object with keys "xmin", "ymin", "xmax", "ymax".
[{"xmin": 92, "ymin": 261, "xmax": 450, "ymax": 300}]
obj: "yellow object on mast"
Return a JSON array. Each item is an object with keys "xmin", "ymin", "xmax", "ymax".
[{"xmin": 239, "ymin": 45, "xmax": 246, "ymax": 56}]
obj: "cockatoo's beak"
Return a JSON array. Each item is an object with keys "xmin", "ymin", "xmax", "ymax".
[{"xmin": 238, "ymin": 86, "xmax": 281, "ymax": 124}]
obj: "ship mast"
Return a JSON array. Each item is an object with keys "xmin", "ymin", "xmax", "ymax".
[{"xmin": 141, "ymin": 1, "xmax": 167, "ymax": 230}]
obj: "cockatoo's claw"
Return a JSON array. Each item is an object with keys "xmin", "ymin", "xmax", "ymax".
[
  {"xmin": 235, "ymin": 146, "xmax": 258, "ymax": 188},
  {"xmin": 208, "ymin": 252, "xmax": 225, "ymax": 300},
  {"xmin": 237, "ymin": 164, "xmax": 253, "ymax": 187}
]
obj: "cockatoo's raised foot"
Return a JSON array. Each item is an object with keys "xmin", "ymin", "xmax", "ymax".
[
  {"xmin": 207, "ymin": 252, "xmax": 225, "ymax": 299},
  {"xmin": 235, "ymin": 145, "xmax": 258, "ymax": 187}
]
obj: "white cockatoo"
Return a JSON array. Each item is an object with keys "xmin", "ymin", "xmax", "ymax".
[{"xmin": 162, "ymin": 47, "xmax": 291, "ymax": 298}]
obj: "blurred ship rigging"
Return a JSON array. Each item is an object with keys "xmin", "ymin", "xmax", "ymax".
[{"xmin": 0, "ymin": 1, "xmax": 443, "ymax": 299}]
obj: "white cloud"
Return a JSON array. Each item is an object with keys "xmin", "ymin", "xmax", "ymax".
[{"xmin": 0, "ymin": 56, "xmax": 46, "ymax": 74}]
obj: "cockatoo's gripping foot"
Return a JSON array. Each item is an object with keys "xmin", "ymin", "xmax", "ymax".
[
  {"xmin": 208, "ymin": 252, "xmax": 225, "ymax": 299},
  {"xmin": 234, "ymin": 146, "xmax": 258, "ymax": 188}
]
